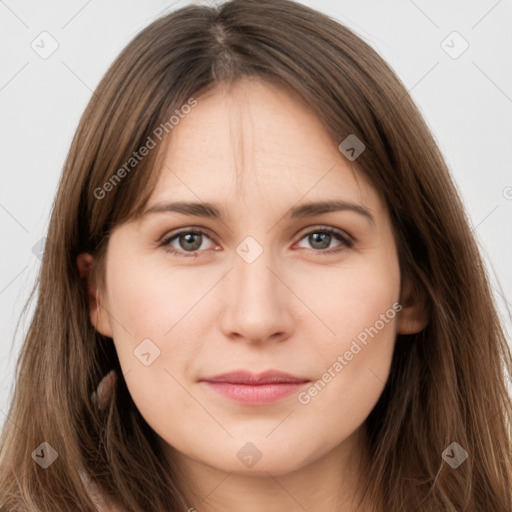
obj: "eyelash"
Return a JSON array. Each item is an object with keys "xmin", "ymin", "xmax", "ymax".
[{"xmin": 160, "ymin": 226, "xmax": 354, "ymax": 258}]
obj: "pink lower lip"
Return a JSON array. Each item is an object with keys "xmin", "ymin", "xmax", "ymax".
[{"xmin": 201, "ymin": 381, "xmax": 309, "ymax": 404}]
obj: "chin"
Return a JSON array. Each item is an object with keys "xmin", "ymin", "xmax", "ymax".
[{"xmin": 193, "ymin": 437, "xmax": 316, "ymax": 477}]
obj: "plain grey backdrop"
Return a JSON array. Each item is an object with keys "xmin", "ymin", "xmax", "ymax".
[{"xmin": 1, "ymin": 0, "xmax": 511, "ymax": 430}]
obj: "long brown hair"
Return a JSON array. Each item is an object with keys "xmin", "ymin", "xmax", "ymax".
[{"xmin": 1, "ymin": 1, "xmax": 511, "ymax": 510}]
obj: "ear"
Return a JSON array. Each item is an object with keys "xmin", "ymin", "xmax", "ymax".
[
  {"xmin": 397, "ymin": 275, "xmax": 428, "ymax": 334},
  {"xmin": 77, "ymin": 252, "xmax": 113, "ymax": 337}
]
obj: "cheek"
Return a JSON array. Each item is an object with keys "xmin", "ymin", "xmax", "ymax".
[
  {"xmin": 105, "ymin": 252, "xmax": 214, "ymax": 344},
  {"xmin": 102, "ymin": 255, "xmax": 198, "ymax": 398},
  {"xmin": 103, "ymin": 270, "xmax": 200, "ymax": 442},
  {"xmin": 295, "ymin": 247, "xmax": 400, "ymax": 413},
  {"xmin": 301, "ymin": 246, "xmax": 400, "ymax": 346},
  {"xmin": 102, "ymin": 250, "xmax": 223, "ymax": 419}
]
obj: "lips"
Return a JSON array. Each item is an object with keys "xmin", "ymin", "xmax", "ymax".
[
  {"xmin": 199, "ymin": 369, "xmax": 310, "ymax": 385},
  {"xmin": 199, "ymin": 370, "xmax": 311, "ymax": 405}
]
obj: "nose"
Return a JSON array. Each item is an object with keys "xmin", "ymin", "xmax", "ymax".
[{"xmin": 219, "ymin": 246, "xmax": 295, "ymax": 345}]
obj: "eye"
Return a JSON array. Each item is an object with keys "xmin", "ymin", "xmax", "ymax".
[
  {"xmin": 295, "ymin": 226, "xmax": 353, "ymax": 255},
  {"xmin": 160, "ymin": 226, "xmax": 353, "ymax": 257},
  {"xmin": 161, "ymin": 229, "xmax": 216, "ymax": 257}
]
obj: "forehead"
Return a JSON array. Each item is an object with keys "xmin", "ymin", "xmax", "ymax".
[{"xmin": 147, "ymin": 77, "xmax": 380, "ymax": 218}]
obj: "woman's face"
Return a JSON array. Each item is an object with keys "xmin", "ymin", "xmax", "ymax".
[{"xmin": 87, "ymin": 78, "xmax": 419, "ymax": 477}]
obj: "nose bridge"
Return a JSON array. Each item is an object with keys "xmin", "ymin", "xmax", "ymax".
[
  {"xmin": 219, "ymin": 238, "xmax": 294, "ymax": 343},
  {"xmin": 235, "ymin": 240, "xmax": 277, "ymax": 303}
]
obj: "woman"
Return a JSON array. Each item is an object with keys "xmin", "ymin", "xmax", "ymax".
[{"xmin": 1, "ymin": 0, "xmax": 511, "ymax": 510}]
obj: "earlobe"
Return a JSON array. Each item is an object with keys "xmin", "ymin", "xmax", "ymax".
[
  {"xmin": 76, "ymin": 252, "xmax": 113, "ymax": 338},
  {"xmin": 397, "ymin": 276, "xmax": 429, "ymax": 335}
]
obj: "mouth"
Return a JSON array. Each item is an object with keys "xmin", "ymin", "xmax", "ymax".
[{"xmin": 198, "ymin": 370, "xmax": 311, "ymax": 405}]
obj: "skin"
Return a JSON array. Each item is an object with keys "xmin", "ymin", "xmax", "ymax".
[{"xmin": 78, "ymin": 77, "xmax": 426, "ymax": 512}]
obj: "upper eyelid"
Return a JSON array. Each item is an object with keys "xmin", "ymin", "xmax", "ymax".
[{"xmin": 160, "ymin": 226, "xmax": 216, "ymax": 243}]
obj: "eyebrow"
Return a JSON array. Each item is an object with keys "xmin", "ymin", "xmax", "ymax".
[{"xmin": 141, "ymin": 200, "xmax": 375, "ymax": 225}]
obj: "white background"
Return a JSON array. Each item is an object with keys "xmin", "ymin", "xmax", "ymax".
[{"xmin": 1, "ymin": 0, "xmax": 511, "ymax": 429}]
